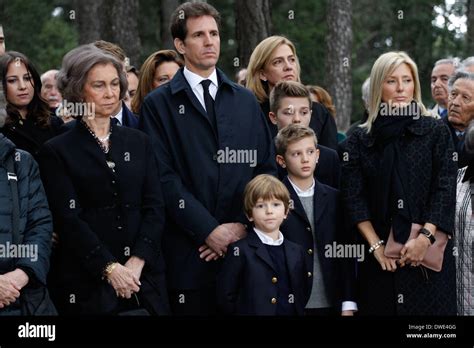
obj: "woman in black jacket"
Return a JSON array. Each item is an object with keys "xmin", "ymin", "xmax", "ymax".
[
  {"xmin": 0, "ymin": 131, "xmax": 53, "ymax": 315},
  {"xmin": 341, "ymin": 51, "xmax": 457, "ymax": 315},
  {"xmin": 246, "ymin": 36, "xmax": 337, "ymax": 150},
  {"xmin": 0, "ymin": 51, "xmax": 63, "ymax": 160},
  {"xmin": 38, "ymin": 44, "xmax": 169, "ymax": 315}
]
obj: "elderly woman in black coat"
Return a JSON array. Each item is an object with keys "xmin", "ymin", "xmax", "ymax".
[
  {"xmin": 341, "ymin": 51, "xmax": 457, "ymax": 315},
  {"xmin": 38, "ymin": 44, "xmax": 169, "ymax": 315}
]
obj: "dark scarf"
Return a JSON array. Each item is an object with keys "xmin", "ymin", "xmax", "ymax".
[{"xmin": 371, "ymin": 102, "xmax": 417, "ymax": 243}]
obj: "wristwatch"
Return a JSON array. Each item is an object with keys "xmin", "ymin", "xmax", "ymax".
[{"xmin": 419, "ymin": 228, "xmax": 436, "ymax": 245}]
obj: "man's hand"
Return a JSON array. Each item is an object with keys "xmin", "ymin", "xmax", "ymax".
[
  {"xmin": 222, "ymin": 223, "xmax": 247, "ymax": 242},
  {"xmin": 202, "ymin": 223, "xmax": 248, "ymax": 261},
  {"xmin": 204, "ymin": 225, "xmax": 233, "ymax": 257}
]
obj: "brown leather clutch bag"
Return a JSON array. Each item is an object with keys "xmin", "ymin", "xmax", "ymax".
[{"xmin": 384, "ymin": 223, "xmax": 449, "ymax": 272}]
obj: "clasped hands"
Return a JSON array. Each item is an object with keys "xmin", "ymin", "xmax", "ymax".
[
  {"xmin": 198, "ymin": 223, "xmax": 247, "ymax": 262},
  {"xmin": 106, "ymin": 256, "xmax": 144, "ymax": 299},
  {"xmin": 373, "ymin": 235, "xmax": 431, "ymax": 272},
  {"xmin": 0, "ymin": 268, "xmax": 29, "ymax": 308}
]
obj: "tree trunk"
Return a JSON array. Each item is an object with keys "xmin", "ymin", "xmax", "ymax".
[
  {"xmin": 235, "ymin": 0, "xmax": 271, "ymax": 68},
  {"xmin": 161, "ymin": 0, "xmax": 180, "ymax": 50},
  {"xmin": 467, "ymin": 0, "xmax": 474, "ymax": 56},
  {"xmin": 75, "ymin": 0, "xmax": 103, "ymax": 44},
  {"xmin": 325, "ymin": 0, "xmax": 353, "ymax": 132},
  {"xmin": 101, "ymin": 0, "xmax": 142, "ymax": 66}
]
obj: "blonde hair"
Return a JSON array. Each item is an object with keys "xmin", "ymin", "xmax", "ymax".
[
  {"xmin": 246, "ymin": 36, "xmax": 301, "ymax": 103},
  {"xmin": 274, "ymin": 124, "xmax": 318, "ymax": 157},
  {"xmin": 131, "ymin": 50, "xmax": 183, "ymax": 113},
  {"xmin": 243, "ymin": 174, "xmax": 290, "ymax": 218},
  {"xmin": 361, "ymin": 51, "xmax": 429, "ymax": 133}
]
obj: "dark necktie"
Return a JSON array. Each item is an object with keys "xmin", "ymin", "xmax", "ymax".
[
  {"xmin": 201, "ymin": 79, "xmax": 217, "ymax": 132},
  {"xmin": 440, "ymin": 108, "xmax": 448, "ymax": 118},
  {"xmin": 111, "ymin": 117, "xmax": 120, "ymax": 126}
]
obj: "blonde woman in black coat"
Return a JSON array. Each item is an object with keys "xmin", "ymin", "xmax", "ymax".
[{"xmin": 341, "ymin": 51, "xmax": 457, "ymax": 315}]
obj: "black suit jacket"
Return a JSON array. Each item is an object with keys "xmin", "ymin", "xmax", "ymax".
[
  {"xmin": 217, "ymin": 229, "xmax": 309, "ymax": 315},
  {"xmin": 121, "ymin": 101, "xmax": 139, "ymax": 128},
  {"xmin": 280, "ymin": 178, "xmax": 356, "ymax": 308},
  {"xmin": 139, "ymin": 68, "xmax": 277, "ymax": 291},
  {"xmin": 38, "ymin": 121, "xmax": 169, "ymax": 315},
  {"xmin": 442, "ymin": 116, "xmax": 474, "ymax": 168}
]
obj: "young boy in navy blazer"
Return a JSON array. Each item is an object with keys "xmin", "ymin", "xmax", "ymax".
[
  {"xmin": 217, "ymin": 174, "xmax": 309, "ymax": 315},
  {"xmin": 275, "ymin": 124, "xmax": 357, "ymax": 316}
]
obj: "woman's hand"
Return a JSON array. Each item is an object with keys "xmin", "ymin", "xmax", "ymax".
[
  {"xmin": 0, "ymin": 274, "xmax": 21, "ymax": 308},
  {"xmin": 399, "ymin": 235, "xmax": 431, "ymax": 267},
  {"xmin": 107, "ymin": 263, "xmax": 141, "ymax": 299},
  {"xmin": 373, "ymin": 246, "xmax": 398, "ymax": 271},
  {"xmin": 124, "ymin": 256, "xmax": 145, "ymax": 281}
]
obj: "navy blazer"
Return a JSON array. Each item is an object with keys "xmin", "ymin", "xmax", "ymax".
[
  {"xmin": 121, "ymin": 101, "xmax": 139, "ymax": 128},
  {"xmin": 280, "ymin": 177, "xmax": 356, "ymax": 307},
  {"xmin": 139, "ymin": 68, "xmax": 277, "ymax": 291},
  {"xmin": 277, "ymin": 143, "xmax": 341, "ymax": 189},
  {"xmin": 442, "ymin": 117, "xmax": 473, "ymax": 168},
  {"xmin": 217, "ymin": 229, "xmax": 309, "ymax": 315}
]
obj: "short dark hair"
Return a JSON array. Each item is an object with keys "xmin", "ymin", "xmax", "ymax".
[
  {"xmin": 170, "ymin": 2, "xmax": 221, "ymax": 41},
  {"xmin": 269, "ymin": 81, "xmax": 312, "ymax": 113}
]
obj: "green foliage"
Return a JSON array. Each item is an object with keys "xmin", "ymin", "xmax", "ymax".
[
  {"xmin": 1, "ymin": 0, "xmax": 470, "ymax": 128},
  {"xmin": 271, "ymin": 0, "xmax": 327, "ymax": 87},
  {"xmin": 36, "ymin": 17, "xmax": 78, "ymax": 72},
  {"xmin": 2, "ymin": 0, "xmax": 77, "ymax": 74}
]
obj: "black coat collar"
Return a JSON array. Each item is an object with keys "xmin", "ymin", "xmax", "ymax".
[{"xmin": 360, "ymin": 116, "xmax": 433, "ymax": 148}]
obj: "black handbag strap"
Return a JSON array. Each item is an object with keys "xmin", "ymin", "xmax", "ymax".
[{"xmin": 6, "ymin": 152, "xmax": 22, "ymax": 245}]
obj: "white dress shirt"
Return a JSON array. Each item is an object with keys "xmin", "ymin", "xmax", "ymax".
[
  {"xmin": 112, "ymin": 105, "xmax": 123, "ymax": 125},
  {"xmin": 253, "ymin": 227, "xmax": 284, "ymax": 246},
  {"xmin": 183, "ymin": 66, "xmax": 218, "ymax": 112}
]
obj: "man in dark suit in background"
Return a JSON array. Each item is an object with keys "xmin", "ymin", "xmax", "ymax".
[
  {"xmin": 139, "ymin": 1, "xmax": 276, "ymax": 315},
  {"xmin": 445, "ymin": 70, "xmax": 474, "ymax": 168}
]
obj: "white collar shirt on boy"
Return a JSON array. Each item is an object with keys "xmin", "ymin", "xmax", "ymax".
[
  {"xmin": 288, "ymin": 177, "xmax": 315, "ymax": 197},
  {"xmin": 253, "ymin": 227, "xmax": 284, "ymax": 246}
]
